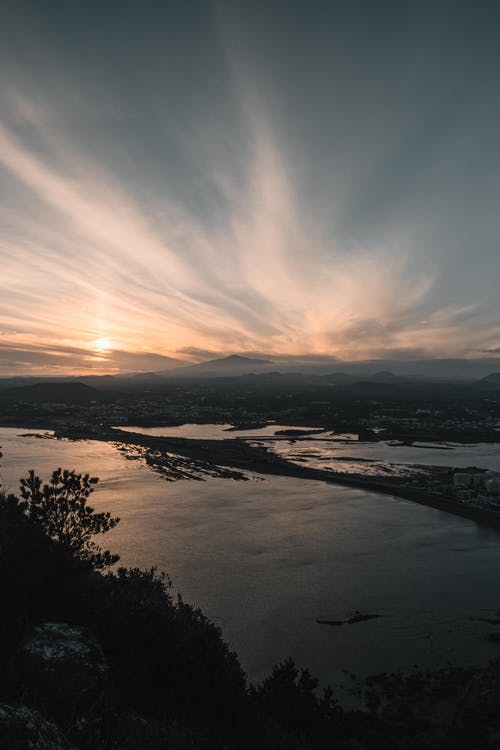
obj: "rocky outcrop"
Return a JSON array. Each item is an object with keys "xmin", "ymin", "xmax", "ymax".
[
  {"xmin": 18, "ymin": 622, "xmax": 109, "ymax": 716},
  {"xmin": 12, "ymin": 622, "xmax": 192, "ymax": 748}
]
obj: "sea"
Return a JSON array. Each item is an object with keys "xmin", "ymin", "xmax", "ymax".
[{"xmin": 2, "ymin": 425, "xmax": 500, "ymax": 699}]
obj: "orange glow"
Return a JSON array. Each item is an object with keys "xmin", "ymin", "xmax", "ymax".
[{"xmin": 93, "ymin": 338, "xmax": 113, "ymax": 352}]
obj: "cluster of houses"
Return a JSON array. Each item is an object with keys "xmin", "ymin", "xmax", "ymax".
[{"xmin": 453, "ymin": 468, "xmax": 500, "ymax": 509}]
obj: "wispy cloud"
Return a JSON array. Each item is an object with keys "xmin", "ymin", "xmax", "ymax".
[{"xmin": 1, "ymin": 2, "xmax": 500, "ymax": 374}]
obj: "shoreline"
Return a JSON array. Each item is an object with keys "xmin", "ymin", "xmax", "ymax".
[
  {"xmin": 50, "ymin": 426, "xmax": 500, "ymax": 533},
  {"xmin": 3, "ymin": 422, "xmax": 500, "ymax": 531}
]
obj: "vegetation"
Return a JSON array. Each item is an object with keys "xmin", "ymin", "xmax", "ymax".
[
  {"xmin": 1, "ymin": 453, "xmax": 500, "ymax": 748},
  {"xmin": 19, "ymin": 468, "xmax": 120, "ymax": 569}
]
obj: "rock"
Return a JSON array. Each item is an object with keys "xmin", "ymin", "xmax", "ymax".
[
  {"xmin": 0, "ymin": 704, "xmax": 71, "ymax": 749},
  {"xmin": 18, "ymin": 623, "xmax": 109, "ymax": 715}
]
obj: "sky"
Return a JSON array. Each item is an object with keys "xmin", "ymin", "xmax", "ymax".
[{"xmin": 1, "ymin": 0, "xmax": 500, "ymax": 375}]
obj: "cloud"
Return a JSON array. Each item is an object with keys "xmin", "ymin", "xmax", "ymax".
[
  {"xmin": 1, "ymin": 4, "xmax": 500, "ymax": 374},
  {"xmin": 0, "ymin": 99, "xmax": 441, "ymax": 368},
  {"xmin": 0, "ymin": 339, "xmax": 186, "ymax": 376}
]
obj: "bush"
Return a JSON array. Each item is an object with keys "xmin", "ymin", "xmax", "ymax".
[
  {"xmin": 252, "ymin": 658, "xmax": 342, "ymax": 743},
  {"xmin": 19, "ymin": 468, "xmax": 120, "ymax": 569}
]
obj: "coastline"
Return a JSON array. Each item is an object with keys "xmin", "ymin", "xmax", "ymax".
[{"xmin": 53, "ymin": 426, "xmax": 500, "ymax": 533}]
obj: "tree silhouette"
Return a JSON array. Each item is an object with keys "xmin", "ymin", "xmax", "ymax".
[{"xmin": 19, "ymin": 468, "xmax": 120, "ymax": 569}]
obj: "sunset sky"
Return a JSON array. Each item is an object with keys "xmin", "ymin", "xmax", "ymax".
[{"xmin": 1, "ymin": 1, "xmax": 500, "ymax": 375}]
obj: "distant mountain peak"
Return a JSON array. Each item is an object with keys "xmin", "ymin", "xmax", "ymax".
[
  {"xmin": 473, "ymin": 372, "xmax": 500, "ymax": 387},
  {"xmin": 210, "ymin": 354, "xmax": 273, "ymax": 365},
  {"xmin": 160, "ymin": 353, "xmax": 274, "ymax": 379},
  {"xmin": 366, "ymin": 371, "xmax": 408, "ymax": 383},
  {"xmin": 482, "ymin": 372, "xmax": 500, "ymax": 381}
]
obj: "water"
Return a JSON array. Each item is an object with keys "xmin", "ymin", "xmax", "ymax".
[
  {"xmin": 116, "ymin": 423, "xmax": 500, "ymax": 478},
  {"xmin": 273, "ymin": 438, "xmax": 500, "ymax": 474},
  {"xmin": 3, "ymin": 427, "xmax": 500, "ymax": 697},
  {"xmin": 117, "ymin": 423, "xmax": 327, "ymax": 440}
]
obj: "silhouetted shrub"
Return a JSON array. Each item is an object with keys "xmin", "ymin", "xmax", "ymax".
[
  {"xmin": 19, "ymin": 468, "xmax": 119, "ymax": 569},
  {"xmin": 252, "ymin": 658, "xmax": 343, "ymax": 746}
]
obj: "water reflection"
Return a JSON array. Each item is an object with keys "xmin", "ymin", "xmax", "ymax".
[
  {"xmin": 117, "ymin": 423, "xmax": 328, "ymax": 440},
  {"xmin": 272, "ymin": 438, "xmax": 500, "ymax": 474},
  {"xmin": 2, "ymin": 427, "xmax": 500, "ymax": 695}
]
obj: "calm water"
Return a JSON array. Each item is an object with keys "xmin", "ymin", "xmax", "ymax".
[
  {"xmin": 3, "ymin": 427, "xmax": 500, "ymax": 696},
  {"xmin": 117, "ymin": 423, "xmax": 327, "ymax": 440},
  {"xmin": 273, "ymin": 438, "xmax": 500, "ymax": 474}
]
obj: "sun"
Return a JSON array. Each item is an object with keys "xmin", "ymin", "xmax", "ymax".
[{"xmin": 93, "ymin": 337, "xmax": 113, "ymax": 352}]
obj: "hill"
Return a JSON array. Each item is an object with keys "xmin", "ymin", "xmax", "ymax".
[
  {"xmin": 364, "ymin": 370, "xmax": 409, "ymax": 384},
  {"xmin": 473, "ymin": 372, "xmax": 500, "ymax": 389},
  {"xmin": 162, "ymin": 354, "xmax": 274, "ymax": 378},
  {"xmin": 0, "ymin": 381, "xmax": 104, "ymax": 403}
]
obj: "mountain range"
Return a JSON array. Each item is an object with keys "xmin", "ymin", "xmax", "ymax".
[{"xmin": 2, "ymin": 354, "xmax": 500, "ymax": 390}]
